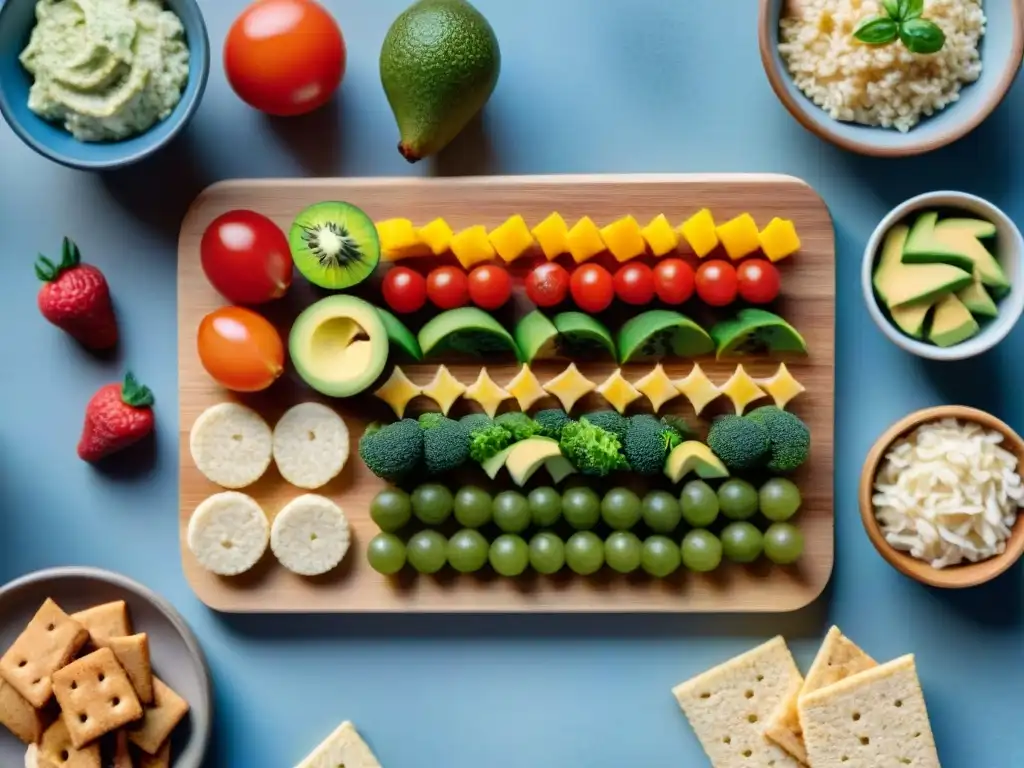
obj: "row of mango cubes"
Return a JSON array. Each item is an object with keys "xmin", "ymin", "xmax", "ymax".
[{"xmin": 376, "ymin": 211, "xmax": 802, "ymax": 271}]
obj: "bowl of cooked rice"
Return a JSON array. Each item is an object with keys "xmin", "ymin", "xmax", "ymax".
[{"xmin": 759, "ymin": 0, "xmax": 1024, "ymax": 156}]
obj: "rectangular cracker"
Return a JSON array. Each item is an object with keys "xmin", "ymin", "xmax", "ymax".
[
  {"xmin": 128, "ymin": 677, "xmax": 189, "ymax": 755},
  {"xmin": 52, "ymin": 648, "xmax": 143, "ymax": 748},
  {"xmin": 107, "ymin": 634, "xmax": 153, "ymax": 705},
  {"xmin": 0, "ymin": 598, "xmax": 90, "ymax": 708},
  {"xmin": 297, "ymin": 720, "xmax": 383, "ymax": 768},
  {"xmin": 799, "ymin": 654, "xmax": 940, "ymax": 768},
  {"xmin": 764, "ymin": 626, "xmax": 878, "ymax": 764},
  {"xmin": 135, "ymin": 741, "xmax": 171, "ymax": 768},
  {"xmin": 71, "ymin": 602, "xmax": 132, "ymax": 648},
  {"xmin": 672, "ymin": 636, "xmax": 805, "ymax": 768},
  {"xmin": 0, "ymin": 679, "xmax": 48, "ymax": 744},
  {"xmin": 39, "ymin": 718, "xmax": 101, "ymax": 768}
]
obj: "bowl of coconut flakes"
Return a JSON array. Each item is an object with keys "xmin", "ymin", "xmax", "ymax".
[{"xmin": 758, "ymin": 0, "xmax": 1024, "ymax": 156}]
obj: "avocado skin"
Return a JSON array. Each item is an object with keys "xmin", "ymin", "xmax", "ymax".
[{"xmin": 380, "ymin": 0, "xmax": 501, "ymax": 162}]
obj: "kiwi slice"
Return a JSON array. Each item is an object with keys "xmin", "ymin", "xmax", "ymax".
[{"xmin": 288, "ymin": 201, "xmax": 380, "ymax": 290}]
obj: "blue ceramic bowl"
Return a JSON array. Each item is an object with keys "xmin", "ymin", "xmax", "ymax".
[
  {"xmin": 758, "ymin": 0, "xmax": 1023, "ymax": 157},
  {"xmin": 0, "ymin": 0, "xmax": 210, "ymax": 171}
]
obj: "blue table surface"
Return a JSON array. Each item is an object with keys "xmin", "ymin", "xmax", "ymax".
[{"xmin": 2, "ymin": 1, "xmax": 1023, "ymax": 765}]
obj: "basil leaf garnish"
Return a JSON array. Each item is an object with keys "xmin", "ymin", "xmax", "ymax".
[
  {"xmin": 900, "ymin": 0, "xmax": 925, "ymax": 20},
  {"xmin": 883, "ymin": 0, "xmax": 901, "ymax": 19},
  {"xmin": 854, "ymin": 16, "xmax": 900, "ymax": 45},
  {"xmin": 899, "ymin": 18, "xmax": 945, "ymax": 54}
]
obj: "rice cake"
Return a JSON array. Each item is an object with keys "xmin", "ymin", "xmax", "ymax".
[
  {"xmin": 189, "ymin": 403, "xmax": 272, "ymax": 489},
  {"xmin": 270, "ymin": 494, "xmax": 350, "ymax": 576},
  {"xmin": 272, "ymin": 403, "xmax": 349, "ymax": 490},
  {"xmin": 296, "ymin": 720, "xmax": 382, "ymax": 768}
]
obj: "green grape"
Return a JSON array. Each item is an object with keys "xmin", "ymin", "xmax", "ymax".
[
  {"xmin": 447, "ymin": 529, "xmax": 489, "ymax": 573},
  {"xmin": 720, "ymin": 522, "xmax": 764, "ymax": 564},
  {"xmin": 406, "ymin": 530, "xmax": 448, "ymax": 574},
  {"xmin": 492, "ymin": 491, "xmax": 531, "ymax": 533},
  {"xmin": 528, "ymin": 487, "xmax": 562, "ymax": 527},
  {"xmin": 642, "ymin": 490, "xmax": 682, "ymax": 534},
  {"xmin": 605, "ymin": 531, "xmax": 642, "ymax": 574},
  {"xmin": 489, "ymin": 534, "xmax": 530, "ymax": 577},
  {"xmin": 763, "ymin": 523, "xmax": 805, "ymax": 565},
  {"xmin": 562, "ymin": 487, "xmax": 601, "ymax": 530},
  {"xmin": 411, "ymin": 483, "xmax": 453, "ymax": 526},
  {"xmin": 759, "ymin": 478, "xmax": 802, "ymax": 522},
  {"xmin": 680, "ymin": 480, "xmax": 719, "ymax": 527},
  {"xmin": 601, "ymin": 487, "xmax": 642, "ymax": 531},
  {"xmin": 366, "ymin": 533, "xmax": 406, "ymax": 575},
  {"xmin": 453, "ymin": 486, "xmax": 493, "ymax": 528},
  {"xmin": 369, "ymin": 488, "xmax": 412, "ymax": 532},
  {"xmin": 681, "ymin": 530, "xmax": 723, "ymax": 573},
  {"xmin": 717, "ymin": 479, "xmax": 759, "ymax": 520},
  {"xmin": 565, "ymin": 531, "xmax": 605, "ymax": 575},
  {"xmin": 641, "ymin": 535, "xmax": 681, "ymax": 578},
  {"xmin": 529, "ymin": 532, "xmax": 566, "ymax": 575}
]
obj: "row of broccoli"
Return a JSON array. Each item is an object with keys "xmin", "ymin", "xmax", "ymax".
[{"xmin": 706, "ymin": 408, "xmax": 810, "ymax": 474}]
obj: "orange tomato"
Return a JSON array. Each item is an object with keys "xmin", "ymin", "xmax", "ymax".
[{"xmin": 197, "ymin": 307, "xmax": 284, "ymax": 392}]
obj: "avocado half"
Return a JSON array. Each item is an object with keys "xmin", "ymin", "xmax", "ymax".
[
  {"xmin": 289, "ymin": 296, "xmax": 389, "ymax": 397},
  {"xmin": 709, "ymin": 308, "xmax": 807, "ymax": 359}
]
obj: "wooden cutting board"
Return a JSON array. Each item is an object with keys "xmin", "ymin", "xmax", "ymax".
[{"xmin": 177, "ymin": 174, "xmax": 834, "ymax": 613}]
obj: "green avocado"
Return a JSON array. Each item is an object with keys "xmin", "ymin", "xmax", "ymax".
[
  {"xmin": 872, "ymin": 225, "xmax": 972, "ymax": 308},
  {"xmin": 418, "ymin": 307, "xmax": 520, "ymax": 359},
  {"xmin": 617, "ymin": 310, "xmax": 713, "ymax": 363},
  {"xmin": 482, "ymin": 444, "xmax": 513, "ymax": 479},
  {"xmin": 514, "ymin": 310, "xmax": 559, "ymax": 363},
  {"xmin": 956, "ymin": 279, "xmax": 999, "ymax": 318},
  {"xmin": 505, "ymin": 437, "xmax": 562, "ymax": 486},
  {"xmin": 889, "ymin": 302, "xmax": 931, "ymax": 339},
  {"xmin": 903, "ymin": 212, "xmax": 975, "ymax": 272},
  {"xmin": 709, "ymin": 308, "xmax": 807, "ymax": 359},
  {"xmin": 553, "ymin": 312, "xmax": 617, "ymax": 360},
  {"xmin": 928, "ymin": 294, "xmax": 980, "ymax": 348},
  {"xmin": 902, "ymin": 212, "xmax": 1008, "ymax": 293},
  {"xmin": 938, "ymin": 217, "xmax": 996, "ymax": 238},
  {"xmin": 544, "ymin": 455, "xmax": 577, "ymax": 484},
  {"xmin": 289, "ymin": 296, "xmax": 389, "ymax": 397},
  {"xmin": 933, "ymin": 220, "xmax": 1009, "ymax": 293},
  {"xmin": 664, "ymin": 441, "xmax": 729, "ymax": 484},
  {"xmin": 376, "ymin": 307, "xmax": 423, "ymax": 360}
]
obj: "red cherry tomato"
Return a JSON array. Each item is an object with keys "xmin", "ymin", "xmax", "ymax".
[
  {"xmin": 613, "ymin": 263, "xmax": 655, "ymax": 306},
  {"xmin": 197, "ymin": 306, "xmax": 284, "ymax": 392},
  {"xmin": 382, "ymin": 267, "xmax": 427, "ymax": 314},
  {"xmin": 200, "ymin": 210, "xmax": 292, "ymax": 304},
  {"xmin": 695, "ymin": 260, "xmax": 738, "ymax": 307},
  {"xmin": 426, "ymin": 267, "xmax": 470, "ymax": 310},
  {"xmin": 570, "ymin": 264, "xmax": 614, "ymax": 314},
  {"xmin": 652, "ymin": 258, "xmax": 695, "ymax": 305},
  {"xmin": 467, "ymin": 265, "xmax": 512, "ymax": 310},
  {"xmin": 525, "ymin": 262, "xmax": 570, "ymax": 307},
  {"xmin": 225, "ymin": 0, "xmax": 346, "ymax": 117},
  {"xmin": 736, "ymin": 259, "xmax": 782, "ymax": 304}
]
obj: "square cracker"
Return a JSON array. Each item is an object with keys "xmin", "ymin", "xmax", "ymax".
[
  {"xmin": 71, "ymin": 602, "xmax": 132, "ymax": 648},
  {"xmin": 799, "ymin": 654, "xmax": 940, "ymax": 768},
  {"xmin": 296, "ymin": 720, "xmax": 382, "ymax": 768},
  {"xmin": 128, "ymin": 677, "xmax": 189, "ymax": 755},
  {"xmin": 0, "ymin": 679, "xmax": 48, "ymax": 744},
  {"xmin": 106, "ymin": 635, "xmax": 153, "ymax": 705},
  {"xmin": 764, "ymin": 626, "xmax": 878, "ymax": 765},
  {"xmin": 0, "ymin": 598, "xmax": 90, "ymax": 708},
  {"xmin": 672, "ymin": 636, "xmax": 805, "ymax": 768},
  {"xmin": 39, "ymin": 718, "xmax": 101, "ymax": 768},
  {"xmin": 52, "ymin": 648, "xmax": 143, "ymax": 748}
]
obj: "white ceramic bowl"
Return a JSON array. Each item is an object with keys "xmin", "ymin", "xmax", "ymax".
[{"xmin": 862, "ymin": 192, "xmax": 1024, "ymax": 361}]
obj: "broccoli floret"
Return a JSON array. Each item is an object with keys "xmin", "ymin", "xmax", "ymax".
[
  {"xmin": 706, "ymin": 415, "xmax": 770, "ymax": 471},
  {"xmin": 534, "ymin": 409, "xmax": 573, "ymax": 439},
  {"xmin": 560, "ymin": 418, "xmax": 628, "ymax": 476},
  {"xmin": 746, "ymin": 406, "xmax": 810, "ymax": 473},
  {"xmin": 459, "ymin": 413, "xmax": 493, "ymax": 434},
  {"xmin": 419, "ymin": 414, "xmax": 470, "ymax": 475},
  {"xmin": 581, "ymin": 410, "xmax": 629, "ymax": 441},
  {"xmin": 622, "ymin": 414, "xmax": 684, "ymax": 476},
  {"xmin": 494, "ymin": 412, "xmax": 540, "ymax": 442},
  {"xmin": 358, "ymin": 420, "xmax": 424, "ymax": 481},
  {"xmin": 468, "ymin": 424, "xmax": 513, "ymax": 463}
]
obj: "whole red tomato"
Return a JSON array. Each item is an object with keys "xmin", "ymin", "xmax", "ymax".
[
  {"xmin": 570, "ymin": 264, "xmax": 614, "ymax": 314},
  {"xmin": 652, "ymin": 258, "xmax": 695, "ymax": 305},
  {"xmin": 468, "ymin": 265, "xmax": 512, "ymax": 310},
  {"xmin": 613, "ymin": 263, "xmax": 655, "ymax": 306},
  {"xmin": 736, "ymin": 259, "xmax": 781, "ymax": 304},
  {"xmin": 225, "ymin": 0, "xmax": 346, "ymax": 117},
  {"xmin": 200, "ymin": 210, "xmax": 293, "ymax": 304},
  {"xmin": 426, "ymin": 267, "xmax": 470, "ymax": 310},
  {"xmin": 525, "ymin": 262, "xmax": 570, "ymax": 307},
  {"xmin": 382, "ymin": 267, "xmax": 427, "ymax": 314},
  {"xmin": 695, "ymin": 260, "xmax": 738, "ymax": 307}
]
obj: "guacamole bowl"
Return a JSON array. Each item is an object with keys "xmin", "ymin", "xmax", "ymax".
[{"xmin": 0, "ymin": 0, "xmax": 209, "ymax": 171}]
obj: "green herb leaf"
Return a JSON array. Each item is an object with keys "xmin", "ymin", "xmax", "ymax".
[
  {"xmin": 882, "ymin": 0, "xmax": 901, "ymax": 19},
  {"xmin": 899, "ymin": 17, "xmax": 945, "ymax": 54},
  {"xmin": 853, "ymin": 16, "xmax": 899, "ymax": 45},
  {"xmin": 900, "ymin": 0, "xmax": 924, "ymax": 20}
]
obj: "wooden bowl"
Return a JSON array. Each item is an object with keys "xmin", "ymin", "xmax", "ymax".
[{"xmin": 859, "ymin": 406, "xmax": 1024, "ymax": 588}]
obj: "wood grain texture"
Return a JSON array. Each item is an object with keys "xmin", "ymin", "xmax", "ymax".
[{"xmin": 178, "ymin": 174, "xmax": 835, "ymax": 613}]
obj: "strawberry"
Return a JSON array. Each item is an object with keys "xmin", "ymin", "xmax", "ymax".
[
  {"xmin": 36, "ymin": 237, "xmax": 118, "ymax": 350},
  {"xmin": 77, "ymin": 372, "xmax": 156, "ymax": 462}
]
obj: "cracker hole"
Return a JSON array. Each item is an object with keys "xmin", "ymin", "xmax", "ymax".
[
  {"xmin": 742, "ymin": 750, "xmax": 752, "ymax": 758},
  {"xmin": 913, "ymin": 732, "xmax": 921, "ymax": 739},
  {"xmin": 79, "ymin": 713, "xmax": 88, "ymax": 723},
  {"xmin": 111, "ymin": 697, "xmax": 120, "ymax": 706},
  {"xmin": 723, "ymin": 736, "xmax": 731, "ymax": 745},
  {"xmin": 231, "ymin": 433, "xmax": 242, "ymax": 442},
  {"xmin": 46, "ymin": 623, "xmax": 55, "ymax": 631},
  {"xmin": 98, "ymin": 673, "xmax": 105, "ymax": 683},
  {"xmin": 895, "ymin": 699, "xmax": 903, "ymax": 708},
  {"xmin": 756, "ymin": 675, "xmax": 764, "ymax": 682},
  {"xmin": 841, "ymin": 758, "xmax": 849, "ymax": 763},
  {"xmin": 310, "ymin": 532, "xmax": 319, "ymax": 541},
  {"xmin": 31, "ymin": 679, "xmax": 40, "ymax": 686},
  {"xmin": 860, "ymin": 737, "xmax": 870, "ymax": 746},
  {"xmin": 700, "ymin": 692, "xmax": 711, "ymax": 699},
  {"xmin": 744, "ymin": 690, "xmax": 753, "ymax": 699},
  {"xmin": 307, "ymin": 430, "xmax": 316, "ymax": 441},
  {"xmin": 900, "ymin": 760, "xmax": 911, "ymax": 765},
  {"xmin": 852, "ymin": 712, "xmax": 860, "ymax": 721},
  {"xmin": 221, "ymin": 540, "xmax": 234, "ymax": 550},
  {"xmin": 17, "ymin": 660, "xmax": 26, "ymax": 668},
  {"xmin": 71, "ymin": 681, "xmax": 77, "ymax": 690},
  {"xmin": 60, "ymin": 751, "xmax": 69, "ymax": 761},
  {"xmin": 747, "ymin": 714, "xmax": 758, "ymax": 723}
]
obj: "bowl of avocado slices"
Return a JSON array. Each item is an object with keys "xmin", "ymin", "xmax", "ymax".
[{"xmin": 862, "ymin": 191, "xmax": 1024, "ymax": 361}]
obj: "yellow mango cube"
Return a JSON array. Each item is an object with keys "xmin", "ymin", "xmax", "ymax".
[
  {"xmin": 450, "ymin": 225, "xmax": 496, "ymax": 270},
  {"xmin": 417, "ymin": 218, "xmax": 454, "ymax": 256},
  {"xmin": 759, "ymin": 218, "xmax": 801, "ymax": 262},
  {"xmin": 489, "ymin": 215, "xmax": 536, "ymax": 263},
  {"xmin": 600, "ymin": 215, "xmax": 647, "ymax": 262},
  {"xmin": 532, "ymin": 213, "xmax": 570, "ymax": 260},
  {"xmin": 641, "ymin": 214, "xmax": 680, "ymax": 257},
  {"xmin": 377, "ymin": 218, "xmax": 431, "ymax": 261},
  {"xmin": 716, "ymin": 213, "xmax": 761, "ymax": 261},
  {"xmin": 679, "ymin": 209, "xmax": 719, "ymax": 258},
  {"xmin": 566, "ymin": 216, "xmax": 606, "ymax": 263}
]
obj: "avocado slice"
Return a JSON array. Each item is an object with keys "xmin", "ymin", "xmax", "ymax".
[
  {"xmin": 939, "ymin": 217, "xmax": 997, "ymax": 239},
  {"xmin": 289, "ymin": 295, "xmax": 389, "ymax": 397},
  {"xmin": 903, "ymin": 212, "xmax": 975, "ymax": 272},
  {"xmin": 664, "ymin": 441, "xmax": 729, "ymax": 483},
  {"xmin": 617, "ymin": 310, "xmax": 713, "ymax": 363},
  {"xmin": 482, "ymin": 444, "xmax": 514, "ymax": 479},
  {"xmin": 956, "ymin": 279, "xmax": 999, "ymax": 318},
  {"xmin": 418, "ymin": 307, "xmax": 520, "ymax": 360},
  {"xmin": 928, "ymin": 294, "xmax": 980, "ymax": 348},
  {"xmin": 514, "ymin": 310, "xmax": 559, "ymax": 363},
  {"xmin": 873, "ymin": 225, "xmax": 972, "ymax": 307},
  {"xmin": 553, "ymin": 312, "xmax": 617, "ymax": 360},
  {"xmin": 889, "ymin": 302, "xmax": 932, "ymax": 339},
  {"xmin": 932, "ymin": 221, "xmax": 1009, "ymax": 293},
  {"xmin": 376, "ymin": 307, "xmax": 423, "ymax": 360},
  {"xmin": 544, "ymin": 455, "xmax": 577, "ymax": 484},
  {"xmin": 709, "ymin": 308, "xmax": 807, "ymax": 359},
  {"xmin": 505, "ymin": 437, "xmax": 562, "ymax": 486}
]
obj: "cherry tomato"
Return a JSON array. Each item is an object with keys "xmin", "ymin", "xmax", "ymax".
[
  {"xmin": 200, "ymin": 210, "xmax": 292, "ymax": 305},
  {"xmin": 570, "ymin": 264, "xmax": 614, "ymax": 314},
  {"xmin": 197, "ymin": 307, "xmax": 284, "ymax": 392},
  {"xmin": 695, "ymin": 260, "xmax": 738, "ymax": 307},
  {"xmin": 525, "ymin": 262, "xmax": 570, "ymax": 307},
  {"xmin": 225, "ymin": 0, "xmax": 346, "ymax": 117},
  {"xmin": 652, "ymin": 258, "xmax": 695, "ymax": 305},
  {"xmin": 613, "ymin": 263, "xmax": 655, "ymax": 306},
  {"xmin": 468, "ymin": 265, "xmax": 512, "ymax": 310},
  {"xmin": 426, "ymin": 267, "xmax": 470, "ymax": 310},
  {"xmin": 382, "ymin": 267, "xmax": 427, "ymax": 314},
  {"xmin": 736, "ymin": 259, "xmax": 782, "ymax": 304}
]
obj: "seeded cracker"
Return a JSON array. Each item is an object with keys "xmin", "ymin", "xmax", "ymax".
[
  {"xmin": 271, "ymin": 494, "xmax": 351, "ymax": 576},
  {"xmin": 273, "ymin": 402, "xmax": 350, "ymax": 489},
  {"xmin": 39, "ymin": 718, "xmax": 100, "ymax": 768},
  {"xmin": 296, "ymin": 720, "xmax": 383, "ymax": 768},
  {"xmin": 187, "ymin": 491, "xmax": 270, "ymax": 576},
  {"xmin": 189, "ymin": 402, "xmax": 273, "ymax": 489},
  {"xmin": 52, "ymin": 648, "xmax": 143, "ymax": 748}
]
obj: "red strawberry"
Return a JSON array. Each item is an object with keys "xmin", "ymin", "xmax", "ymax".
[
  {"xmin": 77, "ymin": 372, "xmax": 155, "ymax": 462},
  {"xmin": 36, "ymin": 237, "xmax": 118, "ymax": 350}
]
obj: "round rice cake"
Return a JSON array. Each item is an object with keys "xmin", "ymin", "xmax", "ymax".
[
  {"xmin": 190, "ymin": 402, "xmax": 272, "ymax": 489},
  {"xmin": 270, "ymin": 494, "xmax": 351, "ymax": 576},
  {"xmin": 187, "ymin": 492, "xmax": 270, "ymax": 576},
  {"xmin": 272, "ymin": 403, "xmax": 350, "ymax": 490}
]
